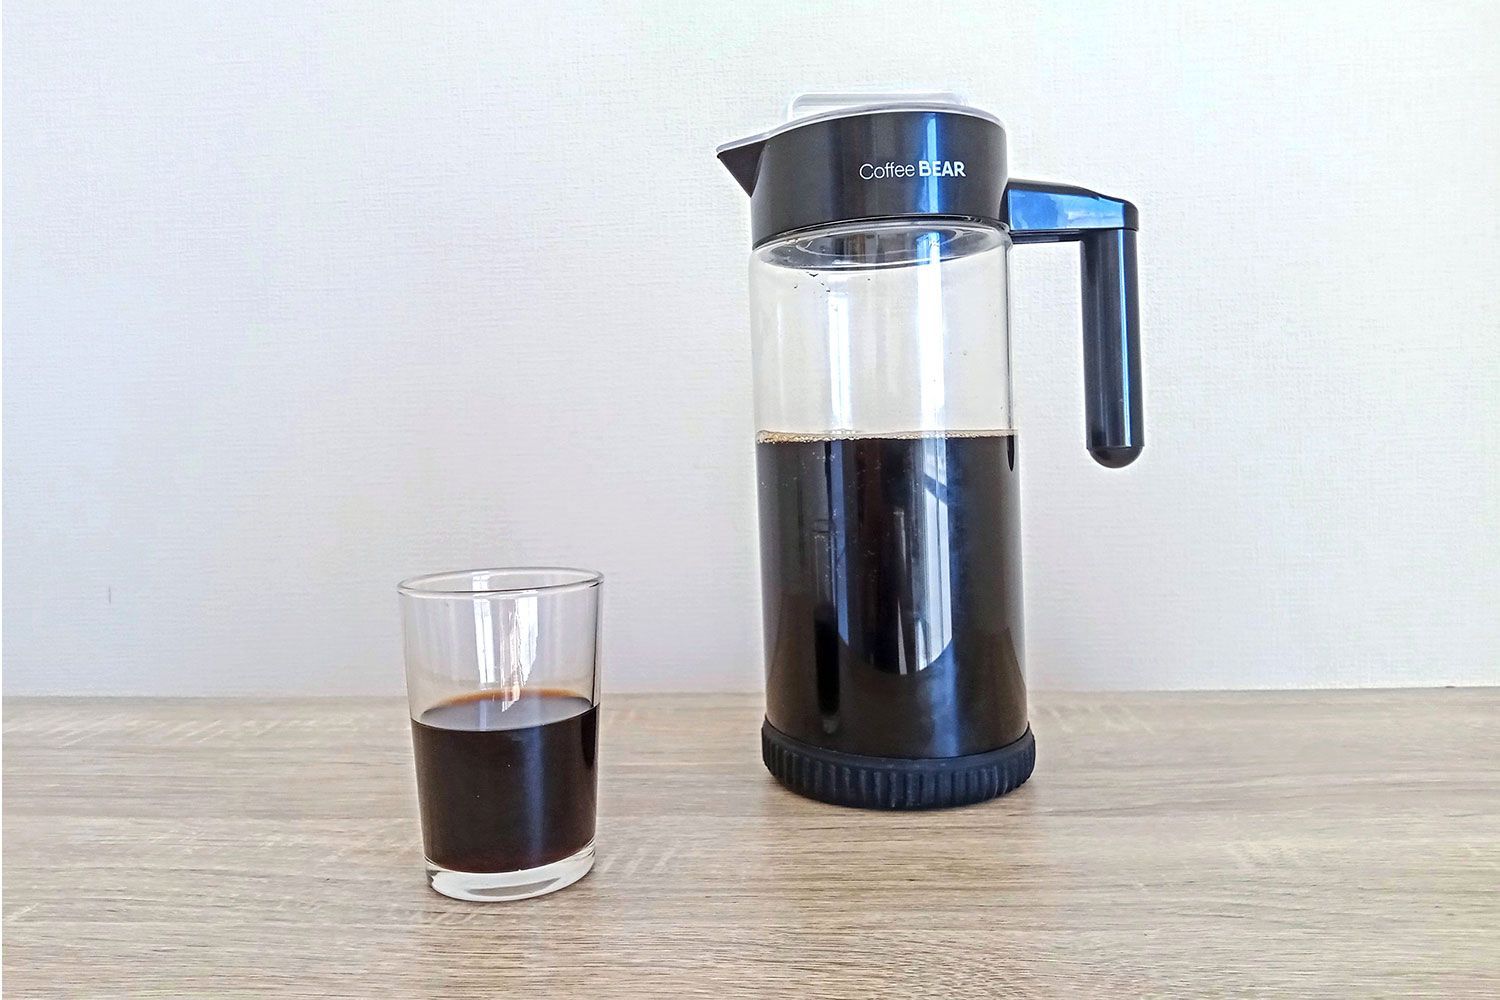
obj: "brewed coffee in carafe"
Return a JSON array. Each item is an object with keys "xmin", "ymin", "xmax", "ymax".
[{"xmin": 720, "ymin": 97, "xmax": 1144, "ymax": 809}]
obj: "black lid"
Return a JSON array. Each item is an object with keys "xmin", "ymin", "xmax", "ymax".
[{"xmin": 717, "ymin": 102, "xmax": 1008, "ymax": 247}]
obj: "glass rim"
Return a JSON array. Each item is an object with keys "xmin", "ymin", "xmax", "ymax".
[{"xmin": 398, "ymin": 566, "xmax": 604, "ymax": 599}]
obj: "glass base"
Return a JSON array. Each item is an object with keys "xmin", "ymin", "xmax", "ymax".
[{"xmin": 426, "ymin": 842, "xmax": 595, "ymax": 902}]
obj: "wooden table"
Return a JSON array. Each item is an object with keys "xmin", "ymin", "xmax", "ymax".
[{"xmin": 5, "ymin": 692, "xmax": 1498, "ymax": 998}]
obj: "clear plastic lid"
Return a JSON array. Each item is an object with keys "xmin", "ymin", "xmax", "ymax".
[
  {"xmin": 719, "ymin": 93, "xmax": 999, "ymax": 161},
  {"xmin": 785, "ymin": 91, "xmax": 977, "ymax": 120}
]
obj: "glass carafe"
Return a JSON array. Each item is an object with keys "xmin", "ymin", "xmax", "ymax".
[{"xmin": 721, "ymin": 98, "xmax": 1143, "ymax": 809}]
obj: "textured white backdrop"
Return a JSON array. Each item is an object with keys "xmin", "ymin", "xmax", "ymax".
[{"xmin": 5, "ymin": 1, "xmax": 1499, "ymax": 694}]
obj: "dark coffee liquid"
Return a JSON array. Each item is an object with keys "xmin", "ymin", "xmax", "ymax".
[
  {"xmin": 757, "ymin": 431, "xmax": 1027, "ymax": 758},
  {"xmin": 412, "ymin": 692, "xmax": 597, "ymax": 873}
]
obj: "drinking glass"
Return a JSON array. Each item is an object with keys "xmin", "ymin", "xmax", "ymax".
[{"xmin": 400, "ymin": 568, "xmax": 602, "ymax": 901}]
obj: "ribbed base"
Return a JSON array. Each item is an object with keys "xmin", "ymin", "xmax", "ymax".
[{"xmin": 761, "ymin": 721, "xmax": 1036, "ymax": 810}]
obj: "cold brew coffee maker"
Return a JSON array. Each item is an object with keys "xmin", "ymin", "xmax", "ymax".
[{"xmin": 719, "ymin": 97, "xmax": 1144, "ymax": 809}]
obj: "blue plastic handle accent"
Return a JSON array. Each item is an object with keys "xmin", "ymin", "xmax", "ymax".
[{"xmin": 1004, "ymin": 180, "xmax": 1143, "ymax": 467}]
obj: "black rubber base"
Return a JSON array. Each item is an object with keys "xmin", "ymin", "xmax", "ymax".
[{"xmin": 761, "ymin": 720, "xmax": 1036, "ymax": 810}]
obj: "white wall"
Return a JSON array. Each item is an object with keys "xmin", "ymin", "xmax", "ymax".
[{"xmin": 5, "ymin": 1, "xmax": 1498, "ymax": 695}]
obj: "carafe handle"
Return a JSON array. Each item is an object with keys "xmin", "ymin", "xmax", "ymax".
[{"xmin": 1004, "ymin": 180, "xmax": 1144, "ymax": 468}]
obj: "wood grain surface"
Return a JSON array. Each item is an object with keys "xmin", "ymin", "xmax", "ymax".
[{"xmin": 4, "ymin": 691, "xmax": 1498, "ymax": 998}]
